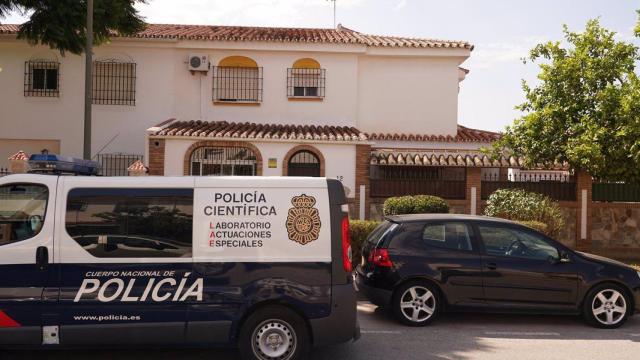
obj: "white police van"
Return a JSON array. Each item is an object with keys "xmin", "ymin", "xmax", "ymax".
[{"xmin": 0, "ymin": 156, "xmax": 358, "ymax": 359}]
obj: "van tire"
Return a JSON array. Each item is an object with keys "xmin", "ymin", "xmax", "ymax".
[
  {"xmin": 392, "ymin": 280, "xmax": 440, "ymax": 326},
  {"xmin": 239, "ymin": 305, "xmax": 310, "ymax": 360}
]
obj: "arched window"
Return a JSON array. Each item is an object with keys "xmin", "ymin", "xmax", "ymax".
[
  {"xmin": 287, "ymin": 150, "xmax": 321, "ymax": 177},
  {"xmin": 213, "ymin": 56, "xmax": 263, "ymax": 103},
  {"xmin": 287, "ymin": 58, "xmax": 325, "ymax": 98},
  {"xmin": 190, "ymin": 146, "xmax": 258, "ymax": 176}
]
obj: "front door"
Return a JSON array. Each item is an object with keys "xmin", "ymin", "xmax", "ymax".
[
  {"xmin": 287, "ymin": 150, "xmax": 321, "ymax": 177},
  {"xmin": 475, "ymin": 223, "xmax": 578, "ymax": 310},
  {"xmin": 55, "ymin": 179, "xmax": 197, "ymax": 345},
  {"xmin": 0, "ymin": 178, "xmax": 57, "ymax": 345}
]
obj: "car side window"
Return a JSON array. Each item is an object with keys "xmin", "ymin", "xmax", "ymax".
[
  {"xmin": 65, "ymin": 188, "xmax": 193, "ymax": 258},
  {"xmin": 0, "ymin": 183, "xmax": 48, "ymax": 245},
  {"xmin": 422, "ymin": 222, "xmax": 473, "ymax": 251},
  {"xmin": 478, "ymin": 225, "xmax": 559, "ymax": 261}
]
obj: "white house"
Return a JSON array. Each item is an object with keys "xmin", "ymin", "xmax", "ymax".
[{"xmin": 0, "ymin": 23, "xmax": 509, "ymax": 218}]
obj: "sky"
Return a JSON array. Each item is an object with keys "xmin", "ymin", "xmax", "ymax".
[{"xmin": 3, "ymin": 0, "xmax": 640, "ymax": 132}]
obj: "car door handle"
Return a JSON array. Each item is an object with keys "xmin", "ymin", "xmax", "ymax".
[
  {"xmin": 36, "ymin": 246, "xmax": 49, "ymax": 271},
  {"xmin": 486, "ymin": 262, "xmax": 497, "ymax": 270}
]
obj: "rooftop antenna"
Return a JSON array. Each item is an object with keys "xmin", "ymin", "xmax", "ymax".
[{"xmin": 327, "ymin": 0, "xmax": 336, "ymax": 28}]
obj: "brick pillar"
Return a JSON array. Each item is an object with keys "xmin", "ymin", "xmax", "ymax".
[
  {"xmin": 499, "ymin": 167, "xmax": 509, "ymax": 181},
  {"xmin": 354, "ymin": 144, "xmax": 371, "ymax": 220},
  {"xmin": 147, "ymin": 138, "xmax": 165, "ymax": 176},
  {"xmin": 575, "ymin": 170, "xmax": 592, "ymax": 251},
  {"xmin": 465, "ymin": 167, "xmax": 482, "ymax": 215}
]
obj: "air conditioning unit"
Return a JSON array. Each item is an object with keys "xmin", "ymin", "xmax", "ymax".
[{"xmin": 188, "ymin": 54, "xmax": 209, "ymax": 72}]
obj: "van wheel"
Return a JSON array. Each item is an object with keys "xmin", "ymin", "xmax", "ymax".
[
  {"xmin": 392, "ymin": 281, "xmax": 439, "ymax": 326},
  {"xmin": 239, "ymin": 305, "xmax": 310, "ymax": 360},
  {"xmin": 582, "ymin": 283, "xmax": 631, "ymax": 329}
]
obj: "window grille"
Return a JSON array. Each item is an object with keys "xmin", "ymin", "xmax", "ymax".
[
  {"xmin": 24, "ymin": 60, "xmax": 60, "ymax": 97},
  {"xmin": 92, "ymin": 61, "xmax": 136, "ymax": 106},
  {"xmin": 287, "ymin": 68, "xmax": 325, "ymax": 98},
  {"xmin": 190, "ymin": 146, "xmax": 258, "ymax": 176},
  {"xmin": 213, "ymin": 66, "xmax": 263, "ymax": 103}
]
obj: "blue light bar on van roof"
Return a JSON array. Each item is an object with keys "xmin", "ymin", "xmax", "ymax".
[{"xmin": 28, "ymin": 154, "xmax": 101, "ymax": 176}]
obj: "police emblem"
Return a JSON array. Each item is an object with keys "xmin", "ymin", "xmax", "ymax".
[{"xmin": 286, "ymin": 194, "xmax": 321, "ymax": 245}]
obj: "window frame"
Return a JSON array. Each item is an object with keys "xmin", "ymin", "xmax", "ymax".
[
  {"xmin": 417, "ymin": 221, "xmax": 477, "ymax": 253},
  {"xmin": 24, "ymin": 60, "xmax": 60, "ymax": 97},
  {"xmin": 0, "ymin": 182, "xmax": 50, "ymax": 246},
  {"xmin": 473, "ymin": 221, "xmax": 562, "ymax": 261}
]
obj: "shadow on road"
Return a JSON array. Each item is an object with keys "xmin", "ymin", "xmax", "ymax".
[{"xmin": 3, "ymin": 303, "xmax": 639, "ymax": 360}]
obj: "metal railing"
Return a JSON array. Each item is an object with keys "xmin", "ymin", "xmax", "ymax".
[
  {"xmin": 481, "ymin": 173, "xmax": 576, "ymax": 201},
  {"xmin": 96, "ymin": 154, "xmax": 143, "ymax": 176},
  {"xmin": 92, "ymin": 61, "xmax": 137, "ymax": 106},
  {"xmin": 593, "ymin": 182, "xmax": 640, "ymax": 202},
  {"xmin": 370, "ymin": 179, "xmax": 466, "ymax": 199},
  {"xmin": 0, "ymin": 168, "xmax": 11, "ymax": 177},
  {"xmin": 370, "ymin": 166, "xmax": 467, "ymax": 199},
  {"xmin": 213, "ymin": 66, "xmax": 263, "ymax": 103}
]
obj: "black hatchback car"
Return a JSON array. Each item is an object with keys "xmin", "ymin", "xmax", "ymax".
[{"xmin": 356, "ymin": 214, "xmax": 640, "ymax": 328}]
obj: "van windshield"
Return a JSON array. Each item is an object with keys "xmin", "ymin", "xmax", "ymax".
[{"xmin": 0, "ymin": 184, "xmax": 48, "ymax": 244}]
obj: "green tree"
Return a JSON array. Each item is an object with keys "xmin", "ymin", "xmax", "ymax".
[
  {"xmin": 0, "ymin": 0, "xmax": 146, "ymax": 55},
  {"xmin": 492, "ymin": 19, "xmax": 640, "ymax": 182}
]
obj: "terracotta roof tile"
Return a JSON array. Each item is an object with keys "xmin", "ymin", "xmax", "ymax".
[
  {"xmin": 0, "ymin": 23, "xmax": 472, "ymax": 50},
  {"xmin": 152, "ymin": 120, "xmax": 367, "ymax": 143},
  {"xmin": 127, "ymin": 160, "xmax": 147, "ymax": 172},
  {"xmin": 150, "ymin": 120, "xmax": 499, "ymax": 144},
  {"xmin": 371, "ymin": 150, "xmax": 521, "ymax": 168},
  {"xmin": 365, "ymin": 125, "xmax": 501, "ymax": 143}
]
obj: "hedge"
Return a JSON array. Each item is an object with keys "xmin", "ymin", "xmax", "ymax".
[
  {"xmin": 484, "ymin": 189, "xmax": 564, "ymax": 238},
  {"xmin": 383, "ymin": 195, "xmax": 449, "ymax": 216},
  {"xmin": 349, "ymin": 220, "xmax": 382, "ymax": 266}
]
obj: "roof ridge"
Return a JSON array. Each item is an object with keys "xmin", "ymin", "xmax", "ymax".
[{"xmin": 0, "ymin": 23, "xmax": 473, "ymax": 49}]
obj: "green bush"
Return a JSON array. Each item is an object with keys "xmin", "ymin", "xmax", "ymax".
[
  {"xmin": 516, "ymin": 220, "xmax": 549, "ymax": 234},
  {"xmin": 484, "ymin": 189, "xmax": 564, "ymax": 238},
  {"xmin": 349, "ymin": 220, "xmax": 382, "ymax": 265},
  {"xmin": 383, "ymin": 195, "xmax": 449, "ymax": 216}
]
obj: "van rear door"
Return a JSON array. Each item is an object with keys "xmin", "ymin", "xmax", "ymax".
[{"xmin": 0, "ymin": 175, "xmax": 58, "ymax": 345}]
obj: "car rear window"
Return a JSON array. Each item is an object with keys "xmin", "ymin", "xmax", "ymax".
[{"xmin": 366, "ymin": 221, "xmax": 398, "ymax": 246}]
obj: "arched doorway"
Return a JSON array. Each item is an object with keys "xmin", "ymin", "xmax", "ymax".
[{"xmin": 287, "ymin": 150, "xmax": 321, "ymax": 177}]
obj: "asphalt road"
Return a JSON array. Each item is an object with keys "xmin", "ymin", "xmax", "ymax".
[{"xmin": 3, "ymin": 301, "xmax": 640, "ymax": 360}]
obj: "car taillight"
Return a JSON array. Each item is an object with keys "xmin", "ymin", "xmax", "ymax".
[
  {"xmin": 341, "ymin": 216, "xmax": 352, "ymax": 272},
  {"xmin": 368, "ymin": 248, "xmax": 393, "ymax": 268}
]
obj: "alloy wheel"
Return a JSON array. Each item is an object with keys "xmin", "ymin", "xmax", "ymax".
[
  {"xmin": 399, "ymin": 286, "xmax": 436, "ymax": 323},
  {"xmin": 591, "ymin": 289, "xmax": 627, "ymax": 326}
]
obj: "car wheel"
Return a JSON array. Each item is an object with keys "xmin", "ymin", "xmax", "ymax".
[
  {"xmin": 392, "ymin": 281, "xmax": 440, "ymax": 326},
  {"xmin": 239, "ymin": 305, "xmax": 310, "ymax": 360},
  {"xmin": 582, "ymin": 283, "xmax": 631, "ymax": 329}
]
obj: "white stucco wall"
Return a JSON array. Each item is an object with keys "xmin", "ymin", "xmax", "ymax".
[
  {"xmin": 357, "ymin": 56, "xmax": 461, "ymax": 137},
  {"xmin": 0, "ymin": 36, "xmax": 469, "ymax": 160},
  {"xmin": 162, "ymin": 138, "xmax": 357, "ymax": 198}
]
